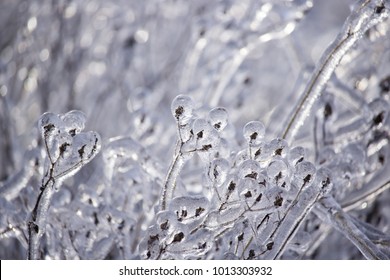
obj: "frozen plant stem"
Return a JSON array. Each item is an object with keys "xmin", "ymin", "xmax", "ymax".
[
  {"xmin": 27, "ymin": 179, "xmax": 56, "ymax": 260},
  {"xmin": 316, "ymin": 196, "xmax": 389, "ymax": 260},
  {"xmin": 27, "ymin": 111, "xmax": 101, "ymax": 259},
  {"xmin": 160, "ymin": 141, "xmax": 186, "ymax": 211},
  {"xmin": 282, "ymin": 0, "xmax": 389, "ymax": 142}
]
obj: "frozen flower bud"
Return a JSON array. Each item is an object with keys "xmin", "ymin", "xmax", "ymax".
[
  {"xmin": 169, "ymin": 196, "xmax": 209, "ymax": 222},
  {"xmin": 267, "ymin": 159, "xmax": 289, "ymax": 189},
  {"xmin": 316, "ymin": 146, "xmax": 336, "ymax": 165},
  {"xmin": 269, "ymin": 138, "xmax": 289, "ymax": 157},
  {"xmin": 288, "ymin": 146, "xmax": 305, "ymax": 166},
  {"xmin": 208, "ymin": 158, "xmax": 230, "ymax": 186},
  {"xmin": 294, "ymin": 161, "xmax": 316, "ymax": 188},
  {"xmin": 239, "ymin": 177, "xmax": 261, "ymax": 205},
  {"xmin": 238, "ymin": 159, "xmax": 261, "ymax": 180},
  {"xmin": 171, "ymin": 95, "xmax": 195, "ymax": 125},
  {"xmin": 208, "ymin": 107, "xmax": 228, "ymax": 131},
  {"xmin": 243, "ymin": 121, "xmax": 265, "ymax": 146},
  {"xmin": 61, "ymin": 110, "xmax": 86, "ymax": 136},
  {"xmin": 52, "ymin": 131, "xmax": 101, "ymax": 181},
  {"xmin": 368, "ymin": 98, "xmax": 389, "ymax": 127},
  {"xmin": 192, "ymin": 118, "xmax": 220, "ymax": 152},
  {"xmin": 38, "ymin": 112, "xmax": 63, "ymax": 140},
  {"xmin": 315, "ymin": 167, "xmax": 333, "ymax": 196}
]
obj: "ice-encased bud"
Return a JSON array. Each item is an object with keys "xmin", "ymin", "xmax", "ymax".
[
  {"xmin": 316, "ymin": 146, "xmax": 336, "ymax": 165},
  {"xmin": 192, "ymin": 118, "xmax": 220, "ymax": 152},
  {"xmin": 288, "ymin": 146, "xmax": 305, "ymax": 166},
  {"xmin": 238, "ymin": 159, "xmax": 261, "ymax": 180},
  {"xmin": 53, "ymin": 131, "xmax": 101, "ymax": 180},
  {"xmin": 208, "ymin": 158, "xmax": 230, "ymax": 185},
  {"xmin": 217, "ymin": 175, "xmax": 240, "ymax": 206},
  {"xmin": 61, "ymin": 110, "xmax": 86, "ymax": 136},
  {"xmin": 267, "ymin": 160, "xmax": 289, "ymax": 188},
  {"xmin": 208, "ymin": 107, "xmax": 228, "ymax": 131},
  {"xmin": 171, "ymin": 95, "xmax": 195, "ymax": 125},
  {"xmin": 269, "ymin": 138, "xmax": 289, "ymax": 157},
  {"xmin": 243, "ymin": 121, "xmax": 265, "ymax": 146},
  {"xmin": 342, "ymin": 143, "xmax": 366, "ymax": 176},
  {"xmin": 238, "ymin": 177, "xmax": 262, "ymax": 208},
  {"xmin": 38, "ymin": 112, "xmax": 63, "ymax": 140},
  {"xmin": 192, "ymin": 118, "xmax": 213, "ymax": 140},
  {"xmin": 169, "ymin": 196, "xmax": 209, "ymax": 222},
  {"xmin": 368, "ymin": 98, "xmax": 389, "ymax": 127},
  {"xmin": 294, "ymin": 161, "xmax": 316, "ymax": 187},
  {"xmin": 315, "ymin": 167, "xmax": 333, "ymax": 195}
]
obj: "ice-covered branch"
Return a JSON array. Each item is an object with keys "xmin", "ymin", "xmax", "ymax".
[{"xmin": 282, "ymin": 0, "xmax": 389, "ymax": 142}]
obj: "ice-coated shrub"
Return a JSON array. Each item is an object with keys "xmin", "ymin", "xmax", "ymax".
[{"xmin": 1, "ymin": 0, "xmax": 390, "ymax": 260}]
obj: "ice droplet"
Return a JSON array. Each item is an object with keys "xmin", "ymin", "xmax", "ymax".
[
  {"xmin": 208, "ymin": 107, "xmax": 228, "ymax": 131},
  {"xmin": 171, "ymin": 95, "xmax": 195, "ymax": 125},
  {"xmin": 243, "ymin": 121, "xmax": 265, "ymax": 146}
]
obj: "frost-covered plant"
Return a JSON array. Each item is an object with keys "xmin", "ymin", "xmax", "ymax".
[
  {"xmin": 1, "ymin": 0, "xmax": 390, "ymax": 260},
  {"xmin": 28, "ymin": 111, "xmax": 101, "ymax": 259}
]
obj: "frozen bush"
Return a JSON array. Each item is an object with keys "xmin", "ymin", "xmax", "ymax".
[{"xmin": 1, "ymin": 0, "xmax": 390, "ymax": 260}]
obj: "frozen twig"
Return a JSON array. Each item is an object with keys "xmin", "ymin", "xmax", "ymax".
[
  {"xmin": 27, "ymin": 111, "xmax": 101, "ymax": 259},
  {"xmin": 315, "ymin": 196, "xmax": 389, "ymax": 260},
  {"xmin": 282, "ymin": 0, "xmax": 389, "ymax": 142},
  {"xmin": 160, "ymin": 142, "xmax": 187, "ymax": 211},
  {"xmin": 263, "ymin": 167, "xmax": 332, "ymax": 259}
]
